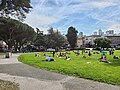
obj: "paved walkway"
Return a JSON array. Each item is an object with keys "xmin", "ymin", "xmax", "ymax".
[{"xmin": 0, "ymin": 53, "xmax": 120, "ymax": 90}]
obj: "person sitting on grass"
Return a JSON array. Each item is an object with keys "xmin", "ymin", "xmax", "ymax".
[
  {"xmin": 56, "ymin": 54, "xmax": 59, "ymax": 58},
  {"xmin": 42, "ymin": 52, "xmax": 46, "ymax": 56},
  {"xmin": 82, "ymin": 55, "xmax": 86, "ymax": 58},
  {"xmin": 101, "ymin": 49, "xmax": 106, "ymax": 56},
  {"xmin": 75, "ymin": 52, "xmax": 80, "ymax": 56},
  {"xmin": 99, "ymin": 56, "xmax": 103, "ymax": 62},
  {"xmin": 58, "ymin": 52, "xmax": 63, "ymax": 58},
  {"xmin": 65, "ymin": 56, "xmax": 71, "ymax": 60},
  {"xmin": 35, "ymin": 53, "xmax": 39, "ymax": 57},
  {"xmin": 59, "ymin": 52, "xmax": 66, "ymax": 57},
  {"xmin": 99, "ymin": 56, "xmax": 109, "ymax": 63},
  {"xmin": 104, "ymin": 56, "xmax": 109, "ymax": 63},
  {"xmin": 93, "ymin": 52, "xmax": 99, "ymax": 54},
  {"xmin": 113, "ymin": 55, "xmax": 119, "ymax": 59},
  {"xmin": 66, "ymin": 51, "xmax": 70, "ymax": 54},
  {"xmin": 59, "ymin": 52, "xmax": 62, "ymax": 57},
  {"xmin": 62, "ymin": 52, "xmax": 66, "ymax": 57},
  {"xmin": 73, "ymin": 50, "xmax": 80, "ymax": 56},
  {"xmin": 111, "ymin": 51, "xmax": 114, "ymax": 55},
  {"xmin": 46, "ymin": 56, "xmax": 54, "ymax": 62}
]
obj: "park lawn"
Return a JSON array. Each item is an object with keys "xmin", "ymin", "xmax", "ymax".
[{"xmin": 18, "ymin": 50, "xmax": 120, "ymax": 85}]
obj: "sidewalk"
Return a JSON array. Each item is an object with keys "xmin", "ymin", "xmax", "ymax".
[
  {"xmin": 0, "ymin": 53, "xmax": 120, "ymax": 90},
  {"xmin": 0, "ymin": 53, "xmax": 21, "ymax": 64}
]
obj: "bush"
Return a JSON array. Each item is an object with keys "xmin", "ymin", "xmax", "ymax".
[{"xmin": 115, "ymin": 48, "xmax": 120, "ymax": 50}]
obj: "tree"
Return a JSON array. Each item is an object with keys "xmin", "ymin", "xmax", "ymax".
[
  {"xmin": 0, "ymin": 17, "xmax": 35, "ymax": 51},
  {"xmin": 13, "ymin": 23, "xmax": 35, "ymax": 51},
  {"xmin": 34, "ymin": 28, "xmax": 45, "ymax": 47},
  {"xmin": 66, "ymin": 26, "xmax": 78, "ymax": 49},
  {"xmin": 94, "ymin": 38, "xmax": 111, "ymax": 48},
  {"xmin": 0, "ymin": 0, "xmax": 32, "ymax": 20},
  {"xmin": 0, "ymin": 17, "xmax": 17, "ymax": 49},
  {"xmin": 43, "ymin": 28, "xmax": 66, "ymax": 48}
]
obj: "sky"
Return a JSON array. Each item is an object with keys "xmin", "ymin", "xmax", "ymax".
[{"xmin": 24, "ymin": 0, "xmax": 120, "ymax": 35}]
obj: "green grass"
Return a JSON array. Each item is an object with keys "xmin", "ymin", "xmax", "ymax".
[{"xmin": 18, "ymin": 50, "xmax": 120, "ymax": 85}]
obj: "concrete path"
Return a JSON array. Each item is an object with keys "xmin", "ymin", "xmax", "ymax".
[{"xmin": 0, "ymin": 53, "xmax": 120, "ymax": 90}]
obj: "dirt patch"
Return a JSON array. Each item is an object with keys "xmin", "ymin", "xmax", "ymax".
[{"xmin": 0, "ymin": 79, "xmax": 19, "ymax": 90}]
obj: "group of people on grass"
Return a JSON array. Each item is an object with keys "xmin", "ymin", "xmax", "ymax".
[
  {"xmin": 56, "ymin": 51, "xmax": 71, "ymax": 60},
  {"xmin": 35, "ymin": 51, "xmax": 71, "ymax": 62},
  {"xmin": 45, "ymin": 52, "xmax": 72, "ymax": 62},
  {"xmin": 98, "ymin": 49, "xmax": 109, "ymax": 63},
  {"xmin": 98, "ymin": 49, "xmax": 118, "ymax": 63},
  {"xmin": 99, "ymin": 55, "xmax": 109, "ymax": 63},
  {"xmin": 109, "ymin": 48, "xmax": 114, "ymax": 55},
  {"xmin": 35, "ymin": 48, "xmax": 119, "ymax": 63}
]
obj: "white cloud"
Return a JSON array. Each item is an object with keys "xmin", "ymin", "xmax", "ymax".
[
  {"xmin": 107, "ymin": 23, "xmax": 120, "ymax": 33},
  {"xmin": 88, "ymin": 1, "xmax": 117, "ymax": 9},
  {"xmin": 24, "ymin": 13, "xmax": 58, "ymax": 34},
  {"xmin": 24, "ymin": 0, "xmax": 120, "ymax": 34}
]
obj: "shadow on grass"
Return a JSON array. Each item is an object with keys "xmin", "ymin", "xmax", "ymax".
[
  {"xmin": 105, "ymin": 59, "xmax": 120, "ymax": 66},
  {"xmin": 41, "ymin": 60, "xmax": 46, "ymax": 62}
]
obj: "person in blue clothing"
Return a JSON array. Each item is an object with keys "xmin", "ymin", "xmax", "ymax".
[
  {"xmin": 101, "ymin": 49, "xmax": 106, "ymax": 56},
  {"xmin": 46, "ymin": 56, "xmax": 54, "ymax": 62}
]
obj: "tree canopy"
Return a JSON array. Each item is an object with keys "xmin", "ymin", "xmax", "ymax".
[
  {"xmin": 0, "ymin": 17, "xmax": 35, "ymax": 50},
  {"xmin": 0, "ymin": 0, "xmax": 32, "ymax": 20},
  {"xmin": 34, "ymin": 28, "xmax": 44, "ymax": 47},
  {"xmin": 33, "ymin": 27, "xmax": 67, "ymax": 49},
  {"xmin": 66, "ymin": 26, "xmax": 78, "ymax": 49},
  {"xmin": 94, "ymin": 38, "xmax": 111, "ymax": 48},
  {"xmin": 46, "ymin": 28, "xmax": 66, "ymax": 48}
]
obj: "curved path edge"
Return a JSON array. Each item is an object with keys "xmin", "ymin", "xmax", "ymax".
[{"xmin": 0, "ymin": 53, "xmax": 120, "ymax": 90}]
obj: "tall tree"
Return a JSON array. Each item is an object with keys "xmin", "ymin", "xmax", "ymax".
[
  {"xmin": 34, "ymin": 28, "xmax": 45, "ymax": 47},
  {"xmin": 94, "ymin": 38, "xmax": 111, "ymax": 48},
  {"xmin": 66, "ymin": 26, "xmax": 78, "ymax": 49},
  {"xmin": 0, "ymin": 0, "xmax": 32, "ymax": 20},
  {"xmin": 44, "ymin": 28, "xmax": 66, "ymax": 48},
  {"xmin": 0, "ymin": 17, "xmax": 17, "ymax": 49},
  {"xmin": 0, "ymin": 17, "xmax": 35, "ymax": 50},
  {"xmin": 13, "ymin": 23, "xmax": 35, "ymax": 51}
]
